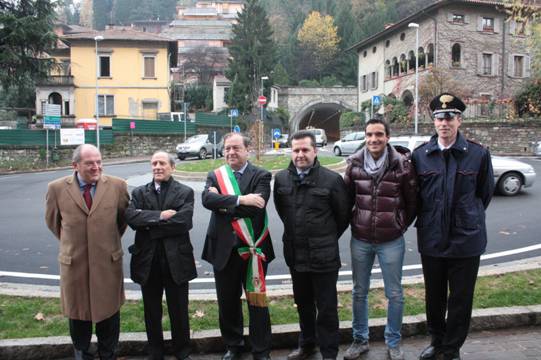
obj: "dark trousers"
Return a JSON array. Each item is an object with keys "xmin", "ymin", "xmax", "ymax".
[
  {"xmin": 291, "ymin": 269, "xmax": 339, "ymax": 359},
  {"xmin": 214, "ymin": 250, "xmax": 272, "ymax": 357},
  {"xmin": 69, "ymin": 311, "xmax": 120, "ymax": 360},
  {"xmin": 421, "ymin": 255, "xmax": 480, "ymax": 356},
  {"xmin": 141, "ymin": 254, "xmax": 191, "ymax": 360}
]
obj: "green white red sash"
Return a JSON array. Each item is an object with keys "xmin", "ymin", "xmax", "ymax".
[{"xmin": 214, "ymin": 164, "xmax": 269, "ymax": 307}]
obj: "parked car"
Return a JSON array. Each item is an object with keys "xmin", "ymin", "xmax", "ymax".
[
  {"xmin": 387, "ymin": 135, "xmax": 536, "ymax": 197},
  {"xmin": 175, "ymin": 134, "xmax": 218, "ymax": 160},
  {"xmin": 277, "ymin": 134, "xmax": 289, "ymax": 148},
  {"xmin": 535, "ymin": 140, "xmax": 541, "ymax": 156},
  {"xmin": 333, "ymin": 131, "xmax": 365, "ymax": 156},
  {"xmin": 306, "ymin": 128, "xmax": 327, "ymax": 146}
]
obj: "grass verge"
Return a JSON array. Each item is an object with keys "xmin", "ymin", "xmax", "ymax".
[
  {"xmin": 1, "ymin": 268, "xmax": 540, "ymax": 339},
  {"xmin": 175, "ymin": 155, "xmax": 343, "ymax": 172}
]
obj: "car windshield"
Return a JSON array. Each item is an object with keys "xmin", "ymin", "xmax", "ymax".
[{"xmin": 185, "ymin": 135, "xmax": 206, "ymax": 143}]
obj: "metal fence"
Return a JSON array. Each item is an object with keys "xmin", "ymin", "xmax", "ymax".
[{"xmin": 0, "ymin": 129, "xmax": 113, "ymax": 146}]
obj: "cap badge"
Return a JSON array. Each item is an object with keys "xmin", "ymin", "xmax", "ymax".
[{"xmin": 440, "ymin": 94, "xmax": 454, "ymax": 109}]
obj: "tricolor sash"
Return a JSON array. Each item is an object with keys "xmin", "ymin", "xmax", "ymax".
[{"xmin": 214, "ymin": 164, "xmax": 269, "ymax": 307}]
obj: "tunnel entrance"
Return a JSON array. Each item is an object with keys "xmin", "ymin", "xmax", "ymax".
[{"xmin": 293, "ymin": 102, "xmax": 350, "ymax": 142}]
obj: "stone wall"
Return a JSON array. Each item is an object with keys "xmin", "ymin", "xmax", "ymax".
[
  {"xmin": 0, "ymin": 134, "xmax": 186, "ymax": 166},
  {"xmin": 342, "ymin": 120, "xmax": 541, "ymax": 156}
]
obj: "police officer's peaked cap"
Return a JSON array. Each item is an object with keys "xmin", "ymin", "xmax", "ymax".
[{"xmin": 429, "ymin": 92, "xmax": 466, "ymax": 115}]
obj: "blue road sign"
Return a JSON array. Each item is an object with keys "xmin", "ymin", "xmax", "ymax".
[
  {"xmin": 372, "ymin": 95, "xmax": 381, "ymax": 106},
  {"xmin": 44, "ymin": 116, "xmax": 61, "ymax": 130},
  {"xmin": 233, "ymin": 125, "xmax": 241, "ymax": 133},
  {"xmin": 230, "ymin": 109, "xmax": 239, "ymax": 117},
  {"xmin": 273, "ymin": 128, "xmax": 281, "ymax": 139}
]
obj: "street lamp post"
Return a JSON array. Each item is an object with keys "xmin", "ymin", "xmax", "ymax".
[
  {"xmin": 94, "ymin": 35, "xmax": 104, "ymax": 149},
  {"xmin": 408, "ymin": 22, "xmax": 419, "ymax": 135}
]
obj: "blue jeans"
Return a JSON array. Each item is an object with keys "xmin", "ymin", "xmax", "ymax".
[{"xmin": 350, "ymin": 236, "xmax": 405, "ymax": 348}]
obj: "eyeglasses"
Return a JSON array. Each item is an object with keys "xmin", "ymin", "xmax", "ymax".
[{"xmin": 433, "ymin": 111, "xmax": 459, "ymax": 120}]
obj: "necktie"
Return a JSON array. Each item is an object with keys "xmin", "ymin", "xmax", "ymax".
[
  {"xmin": 83, "ymin": 184, "xmax": 93, "ymax": 210},
  {"xmin": 234, "ymin": 171, "xmax": 241, "ymax": 182},
  {"xmin": 299, "ymin": 172, "xmax": 305, "ymax": 181},
  {"xmin": 156, "ymin": 186, "xmax": 161, "ymax": 194}
]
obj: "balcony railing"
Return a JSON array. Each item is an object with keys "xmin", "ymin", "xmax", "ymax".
[{"xmin": 37, "ymin": 75, "xmax": 74, "ymax": 86}]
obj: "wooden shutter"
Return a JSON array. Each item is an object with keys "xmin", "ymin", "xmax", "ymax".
[
  {"xmin": 477, "ymin": 53, "xmax": 483, "ymax": 74},
  {"xmin": 508, "ymin": 54, "xmax": 514, "ymax": 76},
  {"xmin": 492, "ymin": 54, "xmax": 498, "ymax": 76},
  {"xmin": 477, "ymin": 16, "xmax": 483, "ymax": 31},
  {"xmin": 494, "ymin": 17, "xmax": 500, "ymax": 33},
  {"xmin": 509, "ymin": 20, "xmax": 516, "ymax": 35},
  {"xmin": 524, "ymin": 55, "xmax": 531, "ymax": 77}
]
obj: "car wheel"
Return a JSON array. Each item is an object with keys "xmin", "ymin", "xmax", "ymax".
[
  {"xmin": 199, "ymin": 148, "xmax": 207, "ymax": 159},
  {"xmin": 498, "ymin": 172, "xmax": 523, "ymax": 196},
  {"xmin": 333, "ymin": 146, "xmax": 342, "ymax": 156},
  {"xmin": 177, "ymin": 155, "xmax": 185, "ymax": 161}
]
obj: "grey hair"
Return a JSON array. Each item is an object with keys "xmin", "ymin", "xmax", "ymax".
[
  {"xmin": 223, "ymin": 132, "xmax": 251, "ymax": 147},
  {"xmin": 72, "ymin": 144, "xmax": 100, "ymax": 163},
  {"xmin": 152, "ymin": 150, "xmax": 176, "ymax": 167}
]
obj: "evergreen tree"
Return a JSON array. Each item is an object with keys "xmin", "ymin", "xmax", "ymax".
[
  {"xmin": 272, "ymin": 63, "xmax": 290, "ymax": 86},
  {"xmin": 225, "ymin": 0, "xmax": 276, "ymax": 115},
  {"xmin": 93, "ymin": 0, "xmax": 113, "ymax": 30},
  {"xmin": 0, "ymin": 0, "xmax": 57, "ymax": 107}
]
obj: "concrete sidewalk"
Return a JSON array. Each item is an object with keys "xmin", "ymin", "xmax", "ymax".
[
  {"xmin": 121, "ymin": 326, "xmax": 541, "ymax": 360},
  {"xmin": 2, "ymin": 305, "xmax": 541, "ymax": 359}
]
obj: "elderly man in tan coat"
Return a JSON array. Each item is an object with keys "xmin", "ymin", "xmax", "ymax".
[{"xmin": 45, "ymin": 144, "xmax": 129, "ymax": 360}]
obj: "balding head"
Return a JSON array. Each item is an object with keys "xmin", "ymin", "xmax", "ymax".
[{"xmin": 72, "ymin": 144, "xmax": 102, "ymax": 183}]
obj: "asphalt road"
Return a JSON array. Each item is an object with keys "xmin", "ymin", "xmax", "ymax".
[{"xmin": 1, "ymin": 156, "xmax": 540, "ymax": 291}]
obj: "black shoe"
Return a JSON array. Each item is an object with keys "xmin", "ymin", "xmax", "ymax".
[
  {"xmin": 287, "ymin": 345, "xmax": 317, "ymax": 360},
  {"xmin": 253, "ymin": 356, "xmax": 271, "ymax": 360},
  {"xmin": 74, "ymin": 349, "xmax": 94, "ymax": 360},
  {"xmin": 419, "ymin": 345, "xmax": 439, "ymax": 360},
  {"xmin": 222, "ymin": 350, "xmax": 243, "ymax": 360},
  {"xmin": 440, "ymin": 352, "xmax": 461, "ymax": 360}
]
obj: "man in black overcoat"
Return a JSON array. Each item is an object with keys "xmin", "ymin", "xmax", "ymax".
[{"xmin": 126, "ymin": 151, "xmax": 197, "ymax": 360}]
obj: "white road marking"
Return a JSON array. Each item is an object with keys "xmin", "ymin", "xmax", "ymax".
[{"xmin": 2, "ymin": 243, "xmax": 541, "ymax": 283}]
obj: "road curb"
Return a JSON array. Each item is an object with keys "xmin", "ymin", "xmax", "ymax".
[{"xmin": 1, "ymin": 305, "xmax": 540, "ymax": 359}]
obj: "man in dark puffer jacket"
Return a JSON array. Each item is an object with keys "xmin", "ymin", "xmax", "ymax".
[
  {"xmin": 274, "ymin": 130, "xmax": 352, "ymax": 360},
  {"xmin": 343, "ymin": 119, "xmax": 417, "ymax": 360}
]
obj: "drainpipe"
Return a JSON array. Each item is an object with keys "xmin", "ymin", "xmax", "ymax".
[{"xmin": 501, "ymin": 16, "xmax": 506, "ymax": 97}]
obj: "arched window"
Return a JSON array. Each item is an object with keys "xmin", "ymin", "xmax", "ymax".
[
  {"xmin": 399, "ymin": 54, "xmax": 407, "ymax": 74},
  {"xmin": 427, "ymin": 43, "xmax": 434, "ymax": 65},
  {"xmin": 418, "ymin": 47, "xmax": 425, "ymax": 67},
  {"xmin": 452, "ymin": 43, "xmax": 461, "ymax": 67},
  {"xmin": 392, "ymin": 57, "xmax": 399, "ymax": 77},
  {"xmin": 385, "ymin": 60, "xmax": 391, "ymax": 79},
  {"xmin": 408, "ymin": 50, "xmax": 416, "ymax": 70},
  {"xmin": 48, "ymin": 92, "xmax": 62, "ymax": 105}
]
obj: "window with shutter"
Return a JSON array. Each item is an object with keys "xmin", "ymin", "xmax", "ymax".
[
  {"xmin": 143, "ymin": 56, "xmax": 155, "ymax": 78},
  {"xmin": 514, "ymin": 56, "xmax": 524, "ymax": 77}
]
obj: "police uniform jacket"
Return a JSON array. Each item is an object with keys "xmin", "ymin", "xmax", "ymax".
[
  {"xmin": 273, "ymin": 158, "xmax": 352, "ymax": 273},
  {"xmin": 412, "ymin": 132, "xmax": 495, "ymax": 258}
]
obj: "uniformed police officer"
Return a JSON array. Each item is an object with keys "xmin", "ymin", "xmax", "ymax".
[{"xmin": 412, "ymin": 93, "xmax": 495, "ymax": 360}]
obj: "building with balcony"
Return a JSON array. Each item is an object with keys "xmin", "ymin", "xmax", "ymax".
[
  {"xmin": 35, "ymin": 25, "xmax": 177, "ymax": 127},
  {"xmin": 350, "ymin": 0, "xmax": 533, "ymax": 119}
]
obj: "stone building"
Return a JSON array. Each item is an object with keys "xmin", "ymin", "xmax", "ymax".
[{"xmin": 350, "ymin": 0, "xmax": 533, "ymax": 119}]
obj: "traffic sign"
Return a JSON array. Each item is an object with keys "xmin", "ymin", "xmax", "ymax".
[
  {"xmin": 273, "ymin": 128, "xmax": 281, "ymax": 139},
  {"xmin": 44, "ymin": 116, "xmax": 61, "ymax": 130},
  {"xmin": 258, "ymin": 96, "xmax": 267, "ymax": 105},
  {"xmin": 233, "ymin": 125, "xmax": 241, "ymax": 133},
  {"xmin": 230, "ymin": 108, "xmax": 239, "ymax": 117},
  {"xmin": 372, "ymin": 95, "xmax": 381, "ymax": 106}
]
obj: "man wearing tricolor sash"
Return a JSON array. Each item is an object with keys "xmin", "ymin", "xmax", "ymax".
[
  {"xmin": 202, "ymin": 133, "xmax": 274, "ymax": 360},
  {"xmin": 274, "ymin": 130, "xmax": 352, "ymax": 360}
]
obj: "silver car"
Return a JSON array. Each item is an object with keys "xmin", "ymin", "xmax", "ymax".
[
  {"xmin": 333, "ymin": 131, "xmax": 365, "ymax": 156},
  {"xmin": 176, "ymin": 134, "xmax": 218, "ymax": 160},
  {"xmin": 388, "ymin": 136, "xmax": 536, "ymax": 197}
]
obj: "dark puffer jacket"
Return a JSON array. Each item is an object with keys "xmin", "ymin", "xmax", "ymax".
[{"xmin": 344, "ymin": 144, "xmax": 417, "ymax": 243}]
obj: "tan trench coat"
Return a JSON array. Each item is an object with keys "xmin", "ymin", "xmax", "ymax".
[{"xmin": 45, "ymin": 173, "xmax": 129, "ymax": 323}]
